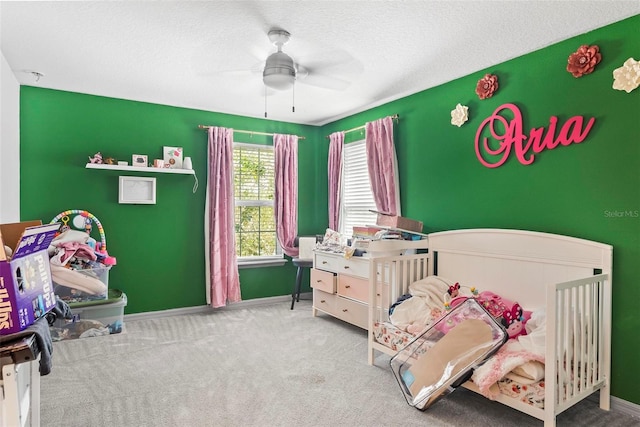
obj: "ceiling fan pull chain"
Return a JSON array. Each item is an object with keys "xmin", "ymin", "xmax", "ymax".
[
  {"xmin": 264, "ymin": 84, "xmax": 268, "ymax": 118},
  {"xmin": 292, "ymin": 82, "xmax": 295, "ymax": 113}
]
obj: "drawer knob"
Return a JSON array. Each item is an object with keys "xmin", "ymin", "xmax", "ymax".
[
  {"xmin": 342, "ymin": 309, "xmax": 348, "ymax": 312},
  {"xmin": 343, "ymin": 266, "xmax": 350, "ymax": 269},
  {"xmin": 320, "ymin": 299, "xmax": 326, "ymax": 303},
  {"xmin": 345, "ymin": 285, "xmax": 351, "ymax": 289},
  {"xmin": 322, "ymin": 261, "xmax": 328, "ymax": 264}
]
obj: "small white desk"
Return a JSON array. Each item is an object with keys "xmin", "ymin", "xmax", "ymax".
[{"xmin": 1, "ymin": 335, "xmax": 41, "ymax": 427}]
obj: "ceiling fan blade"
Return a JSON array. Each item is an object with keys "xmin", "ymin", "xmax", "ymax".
[
  {"xmin": 297, "ymin": 71, "xmax": 351, "ymax": 91},
  {"xmin": 291, "ymin": 47, "xmax": 363, "ymax": 91}
]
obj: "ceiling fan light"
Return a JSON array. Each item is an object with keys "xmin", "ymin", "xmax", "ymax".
[
  {"xmin": 263, "ymin": 52, "xmax": 296, "ymax": 90},
  {"xmin": 263, "ymin": 69, "xmax": 295, "ymax": 90}
]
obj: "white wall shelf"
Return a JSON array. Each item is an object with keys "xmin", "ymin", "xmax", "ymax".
[{"xmin": 86, "ymin": 163, "xmax": 195, "ymax": 175}]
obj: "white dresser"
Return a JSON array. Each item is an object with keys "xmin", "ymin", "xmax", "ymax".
[{"xmin": 311, "ymin": 239, "xmax": 428, "ymax": 330}]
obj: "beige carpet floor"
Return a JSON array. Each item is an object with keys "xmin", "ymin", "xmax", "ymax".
[{"xmin": 40, "ymin": 299, "xmax": 639, "ymax": 427}]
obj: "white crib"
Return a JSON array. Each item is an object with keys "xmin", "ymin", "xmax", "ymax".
[{"xmin": 368, "ymin": 228, "xmax": 612, "ymax": 427}]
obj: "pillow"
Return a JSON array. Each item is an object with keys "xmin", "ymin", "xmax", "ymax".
[{"xmin": 505, "ymin": 361, "xmax": 545, "ymax": 384}]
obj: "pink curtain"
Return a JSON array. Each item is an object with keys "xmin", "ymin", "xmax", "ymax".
[
  {"xmin": 365, "ymin": 116, "xmax": 400, "ymax": 215},
  {"xmin": 205, "ymin": 126, "xmax": 241, "ymax": 308},
  {"xmin": 328, "ymin": 131, "xmax": 344, "ymax": 230},
  {"xmin": 274, "ymin": 133, "xmax": 299, "ymax": 257}
]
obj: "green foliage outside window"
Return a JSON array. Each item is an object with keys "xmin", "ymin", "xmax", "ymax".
[{"xmin": 233, "ymin": 145, "xmax": 279, "ymax": 258}]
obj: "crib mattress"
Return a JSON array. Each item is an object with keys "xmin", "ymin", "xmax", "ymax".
[
  {"xmin": 375, "ymin": 321, "xmax": 546, "ymax": 409},
  {"xmin": 390, "ymin": 298, "xmax": 508, "ymax": 410}
]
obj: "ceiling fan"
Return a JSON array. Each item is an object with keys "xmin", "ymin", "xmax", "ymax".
[
  {"xmin": 262, "ymin": 29, "xmax": 298, "ymax": 90},
  {"xmin": 260, "ymin": 28, "xmax": 359, "ymax": 93}
]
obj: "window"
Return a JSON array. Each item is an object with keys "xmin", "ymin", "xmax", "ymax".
[
  {"xmin": 340, "ymin": 139, "xmax": 378, "ymax": 238},
  {"xmin": 233, "ymin": 143, "xmax": 282, "ymax": 263}
]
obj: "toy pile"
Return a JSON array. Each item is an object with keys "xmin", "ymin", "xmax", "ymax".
[{"xmin": 48, "ymin": 224, "xmax": 116, "ymax": 304}]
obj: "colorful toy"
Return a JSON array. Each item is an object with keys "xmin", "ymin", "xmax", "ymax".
[
  {"xmin": 447, "ymin": 282, "xmax": 460, "ymax": 298},
  {"xmin": 50, "ymin": 210, "xmax": 115, "ymax": 265},
  {"xmin": 88, "ymin": 152, "xmax": 103, "ymax": 164},
  {"xmin": 501, "ymin": 303, "xmax": 527, "ymax": 339}
]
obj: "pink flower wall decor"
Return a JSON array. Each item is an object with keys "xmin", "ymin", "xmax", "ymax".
[
  {"xmin": 475, "ymin": 74, "xmax": 499, "ymax": 100},
  {"xmin": 566, "ymin": 44, "xmax": 602, "ymax": 78}
]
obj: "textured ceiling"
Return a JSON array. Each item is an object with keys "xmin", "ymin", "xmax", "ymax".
[{"xmin": 1, "ymin": 1, "xmax": 638, "ymax": 126}]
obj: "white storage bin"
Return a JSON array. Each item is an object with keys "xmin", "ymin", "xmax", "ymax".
[
  {"xmin": 53, "ymin": 265, "xmax": 111, "ymax": 303},
  {"xmin": 51, "ymin": 290, "xmax": 126, "ymax": 341}
]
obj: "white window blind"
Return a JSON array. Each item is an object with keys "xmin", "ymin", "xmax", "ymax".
[{"xmin": 340, "ymin": 140, "xmax": 378, "ymax": 238}]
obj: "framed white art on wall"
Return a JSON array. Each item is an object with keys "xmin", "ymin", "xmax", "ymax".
[{"xmin": 118, "ymin": 176, "xmax": 156, "ymax": 204}]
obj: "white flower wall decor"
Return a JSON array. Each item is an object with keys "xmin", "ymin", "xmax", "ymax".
[
  {"xmin": 451, "ymin": 103, "xmax": 469, "ymax": 127},
  {"xmin": 612, "ymin": 57, "xmax": 640, "ymax": 93}
]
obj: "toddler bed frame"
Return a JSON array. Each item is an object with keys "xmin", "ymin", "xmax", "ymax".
[{"xmin": 367, "ymin": 228, "xmax": 612, "ymax": 427}]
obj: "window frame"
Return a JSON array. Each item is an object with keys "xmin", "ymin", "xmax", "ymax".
[{"xmin": 233, "ymin": 141, "xmax": 285, "ymax": 268}]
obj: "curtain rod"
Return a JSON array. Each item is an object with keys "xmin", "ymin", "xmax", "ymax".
[
  {"xmin": 325, "ymin": 114, "xmax": 399, "ymax": 139},
  {"xmin": 198, "ymin": 125, "xmax": 306, "ymax": 140}
]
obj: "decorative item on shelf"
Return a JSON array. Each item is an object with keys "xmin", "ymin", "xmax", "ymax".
[
  {"xmin": 88, "ymin": 152, "xmax": 103, "ymax": 164},
  {"xmin": 450, "ymin": 103, "xmax": 469, "ymax": 127},
  {"xmin": 163, "ymin": 146, "xmax": 183, "ymax": 169},
  {"xmin": 475, "ymin": 73, "xmax": 499, "ymax": 100},
  {"xmin": 103, "ymin": 157, "xmax": 116, "ymax": 165},
  {"xmin": 612, "ymin": 57, "xmax": 640, "ymax": 93},
  {"xmin": 566, "ymin": 44, "xmax": 601, "ymax": 78},
  {"xmin": 117, "ymin": 161, "xmax": 128, "ymax": 166},
  {"xmin": 153, "ymin": 159, "xmax": 164, "ymax": 168},
  {"xmin": 132, "ymin": 154, "xmax": 148, "ymax": 167},
  {"xmin": 183, "ymin": 156, "xmax": 193, "ymax": 170}
]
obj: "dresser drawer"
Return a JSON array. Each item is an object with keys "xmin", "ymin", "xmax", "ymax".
[
  {"xmin": 335, "ymin": 297, "xmax": 368, "ymax": 329},
  {"xmin": 311, "ymin": 268, "xmax": 336, "ymax": 294},
  {"xmin": 337, "ymin": 274, "xmax": 369, "ymax": 303},
  {"xmin": 313, "ymin": 289, "xmax": 338, "ymax": 314},
  {"xmin": 314, "ymin": 252, "xmax": 369, "ymax": 279}
]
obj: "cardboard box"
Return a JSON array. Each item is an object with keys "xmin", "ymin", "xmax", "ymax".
[
  {"xmin": 374, "ymin": 212, "xmax": 423, "ymax": 233},
  {"xmin": 0, "ymin": 222, "xmax": 60, "ymax": 335}
]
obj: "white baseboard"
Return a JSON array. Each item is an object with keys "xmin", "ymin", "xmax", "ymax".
[
  {"xmin": 607, "ymin": 395, "xmax": 640, "ymax": 420},
  {"xmin": 123, "ymin": 294, "xmax": 306, "ymax": 322},
  {"xmin": 581, "ymin": 386, "xmax": 639, "ymax": 420}
]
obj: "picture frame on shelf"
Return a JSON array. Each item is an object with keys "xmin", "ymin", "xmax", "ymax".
[
  {"xmin": 163, "ymin": 146, "xmax": 183, "ymax": 169},
  {"xmin": 118, "ymin": 176, "xmax": 156, "ymax": 204},
  {"xmin": 132, "ymin": 154, "xmax": 148, "ymax": 167}
]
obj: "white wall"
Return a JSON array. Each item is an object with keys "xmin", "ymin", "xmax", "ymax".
[{"xmin": 0, "ymin": 49, "xmax": 20, "ymax": 223}]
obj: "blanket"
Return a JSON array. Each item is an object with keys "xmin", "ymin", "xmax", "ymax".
[
  {"xmin": 389, "ymin": 276, "xmax": 452, "ymax": 333},
  {"xmin": 471, "ymin": 339, "xmax": 544, "ymax": 400}
]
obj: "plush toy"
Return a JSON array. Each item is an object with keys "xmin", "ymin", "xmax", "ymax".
[
  {"xmin": 501, "ymin": 303, "xmax": 527, "ymax": 339},
  {"xmin": 88, "ymin": 152, "xmax": 103, "ymax": 164},
  {"xmin": 447, "ymin": 282, "xmax": 460, "ymax": 298}
]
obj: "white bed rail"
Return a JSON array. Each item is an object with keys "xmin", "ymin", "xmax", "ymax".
[
  {"xmin": 368, "ymin": 253, "xmax": 430, "ymax": 365},
  {"xmin": 544, "ymin": 273, "xmax": 611, "ymax": 426}
]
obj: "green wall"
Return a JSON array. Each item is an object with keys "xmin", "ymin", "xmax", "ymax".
[
  {"xmin": 19, "ymin": 89, "xmax": 324, "ymax": 313},
  {"xmin": 320, "ymin": 15, "xmax": 639, "ymax": 403},
  {"xmin": 20, "ymin": 16, "xmax": 638, "ymax": 403}
]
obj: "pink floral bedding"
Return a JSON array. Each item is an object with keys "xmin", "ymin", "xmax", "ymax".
[
  {"xmin": 374, "ymin": 320, "xmax": 547, "ymax": 408},
  {"xmin": 496, "ymin": 377, "xmax": 545, "ymax": 409}
]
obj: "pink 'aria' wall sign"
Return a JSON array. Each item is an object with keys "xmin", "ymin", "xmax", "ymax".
[{"xmin": 474, "ymin": 103, "xmax": 596, "ymax": 168}]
